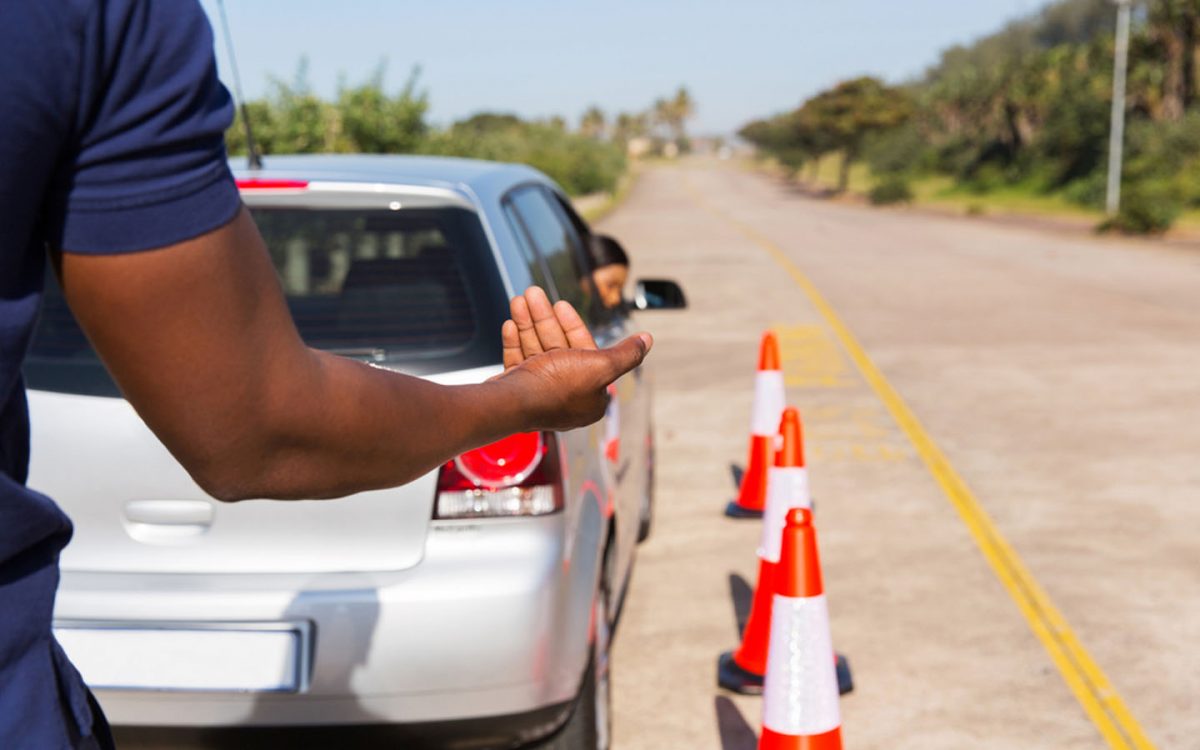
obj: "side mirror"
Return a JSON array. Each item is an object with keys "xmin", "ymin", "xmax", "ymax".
[{"xmin": 633, "ymin": 279, "xmax": 687, "ymax": 310}]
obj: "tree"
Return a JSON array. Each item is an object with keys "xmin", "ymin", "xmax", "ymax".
[
  {"xmin": 1036, "ymin": 0, "xmax": 1115, "ymax": 46},
  {"xmin": 579, "ymin": 106, "xmax": 607, "ymax": 140},
  {"xmin": 421, "ymin": 112, "xmax": 626, "ymax": 196},
  {"xmin": 222, "ymin": 57, "xmax": 627, "ymax": 196},
  {"xmin": 735, "ymin": 0, "xmax": 1200, "ymax": 232},
  {"xmin": 612, "ymin": 111, "xmax": 648, "ymax": 147},
  {"xmin": 650, "ymin": 97, "xmax": 672, "ymax": 140},
  {"xmin": 739, "ymin": 110, "xmax": 830, "ymax": 177},
  {"xmin": 262, "ymin": 74, "xmax": 334, "ymax": 154},
  {"xmin": 1149, "ymin": 0, "xmax": 1200, "ymax": 120},
  {"xmin": 670, "ymin": 86, "xmax": 695, "ymax": 142},
  {"xmin": 336, "ymin": 63, "xmax": 429, "ymax": 154},
  {"xmin": 453, "ymin": 112, "xmax": 523, "ymax": 135},
  {"xmin": 225, "ymin": 100, "xmax": 275, "ymax": 158},
  {"xmin": 797, "ymin": 77, "xmax": 913, "ymax": 191}
]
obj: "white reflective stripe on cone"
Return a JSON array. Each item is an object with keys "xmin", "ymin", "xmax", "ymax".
[
  {"xmin": 751, "ymin": 371, "xmax": 786, "ymax": 436},
  {"xmin": 757, "ymin": 468, "xmax": 810, "ymax": 562},
  {"xmin": 762, "ymin": 594, "xmax": 841, "ymax": 737}
]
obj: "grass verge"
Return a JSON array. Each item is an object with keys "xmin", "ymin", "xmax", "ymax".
[
  {"xmin": 747, "ymin": 154, "xmax": 1200, "ymax": 237},
  {"xmin": 575, "ymin": 163, "xmax": 642, "ymax": 225}
]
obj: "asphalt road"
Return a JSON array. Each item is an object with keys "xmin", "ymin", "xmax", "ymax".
[{"xmin": 602, "ymin": 158, "xmax": 1199, "ymax": 750}]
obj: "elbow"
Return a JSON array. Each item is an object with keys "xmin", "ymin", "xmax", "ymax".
[
  {"xmin": 205, "ymin": 483, "xmax": 258, "ymax": 504},
  {"xmin": 182, "ymin": 435, "xmax": 319, "ymax": 503},
  {"xmin": 148, "ymin": 382, "xmax": 319, "ymax": 502},
  {"xmin": 190, "ymin": 465, "xmax": 262, "ymax": 503},
  {"xmin": 167, "ymin": 377, "xmax": 328, "ymax": 502},
  {"xmin": 180, "ymin": 437, "xmax": 283, "ymax": 503}
]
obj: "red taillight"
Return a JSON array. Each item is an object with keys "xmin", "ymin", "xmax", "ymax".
[
  {"xmin": 435, "ymin": 433, "xmax": 563, "ymax": 519},
  {"xmin": 235, "ymin": 179, "xmax": 309, "ymax": 190},
  {"xmin": 455, "ymin": 432, "xmax": 543, "ymax": 489}
]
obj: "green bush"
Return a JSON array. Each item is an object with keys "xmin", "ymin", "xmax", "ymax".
[
  {"xmin": 1062, "ymin": 171, "xmax": 1106, "ymax": 208},
  {"xmin": 226, "ymin": 63, "xmax": 628, "ymax": 197},
  {"xmin": 422, "ymin": 116, "xmax": 625, "ymax": 196},
  {"xmin": 869, "ymin": 177, "xmax": 914, "ymax": 205},
  {"xmin": 961, "ymin": 161, "xmax": 1022, "ymax": 194},
  {"xmin": 1099, "ymin": 181, "xmax": 1182, "ymax": 234},
  {"xmin": 1124, "ymin": 111, "xmax": 1200, "ymax": 209},
  {"xmin": 863, "ymin": 124, "xmax": 928, "ymax": 177},
  {"xmin": 1175, "ymin": 164, "xmax": 1200, "ymax": 209}
]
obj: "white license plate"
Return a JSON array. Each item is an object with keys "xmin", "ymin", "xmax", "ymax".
[{"xmin": 54, "ymin": 622, "xmax": 308, "ymax": 693}]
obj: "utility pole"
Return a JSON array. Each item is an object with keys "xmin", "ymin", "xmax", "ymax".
[{"xmin": 1105, "ymin": 0, "xmax": 1133, "ymax": 216}]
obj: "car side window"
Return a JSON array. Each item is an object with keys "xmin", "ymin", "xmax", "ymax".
[
  {"xmin": 549, "ymin": 191, "xmax": 594, "ymax": 252},
  {"xmin": 549, "ymin": 190, "xmax": 628, "ymax": 326},
  {"xmin": 502, "ymin": 200, "xmax": 555, "ymax": 295},
  {"xmin": 506, "ymin": 186, "xmax": 593, "ymax": 313}
]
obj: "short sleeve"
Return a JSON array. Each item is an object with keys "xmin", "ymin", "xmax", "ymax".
[{"xmin": 60, "ymin": 0, "xmax": 241, "ymax": 254}]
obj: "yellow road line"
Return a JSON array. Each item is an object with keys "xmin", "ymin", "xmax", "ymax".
[{"xmin": 689, "ymin": 186, "xmax": 1156, "ymax": 750}]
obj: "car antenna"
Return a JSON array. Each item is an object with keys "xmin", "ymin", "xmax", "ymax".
[{"xmin": 215, "ymin": 0, "xmax": 263, "ymax": 170}]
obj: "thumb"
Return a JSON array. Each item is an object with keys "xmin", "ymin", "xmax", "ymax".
[{"xmin": 599, "ymin": 333, "xmax": 653, "ymax": 382}]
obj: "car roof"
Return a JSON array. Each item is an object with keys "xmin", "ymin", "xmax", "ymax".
[{"xmin": 229, "ymin": 154, "xmax": 554, "ymax": 204}]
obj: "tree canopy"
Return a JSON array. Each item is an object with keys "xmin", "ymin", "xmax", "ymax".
[{"xmin": 739, "ymin": 0, "xmax": 1200, "ymax": 229}]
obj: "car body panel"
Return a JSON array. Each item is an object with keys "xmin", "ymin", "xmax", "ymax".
[
  {"xmin": 54, "ymin": 509, "xmax": 604, "ymax": 725},
  {"xmin": 31, "ymin": 364, "xmax": 500, "ymax": 575}
]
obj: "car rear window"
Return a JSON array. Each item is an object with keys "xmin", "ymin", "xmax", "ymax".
[{"xmin": 25, "ymin": 206, "xmax": 507, "ymax": 397}]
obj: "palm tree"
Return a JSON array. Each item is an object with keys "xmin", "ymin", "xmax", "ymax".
[
  {"xmin": 651, "ymin": 97, "xmax": 672, "ymax": 141},
  {"xmin": 670, "ymin": 86, "xmax": 696, "ymax": 141},
  {"xmin": 613, "ymin": 111, "xmax": 647, "ymax": 145},
  {"xmin": 579, "ymin": 106, "xmax": 606, "ymax": 139}
]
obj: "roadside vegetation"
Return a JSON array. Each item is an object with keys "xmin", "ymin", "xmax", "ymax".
[
  {"xmin": 225, "ymin": 61, "xmax": 695, "ymax": 197},
  {"xmin": 739, "ymin": 0, "xmax": 1200, "ymax": 234}
]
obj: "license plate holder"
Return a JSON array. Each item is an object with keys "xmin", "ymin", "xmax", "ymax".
[{"xmin": 53, "ymin": 620, "xmax": 312, "ymax": 693}]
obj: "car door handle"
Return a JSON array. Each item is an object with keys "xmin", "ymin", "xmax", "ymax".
[{"xmin": 124, "ymin": 500, "xmax": 215, "ymax": 527}]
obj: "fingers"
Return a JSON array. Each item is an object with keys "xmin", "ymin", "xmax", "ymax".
[
  {"xmin": 600, "ymin": 333, "xmax": 654, "ymax": 382},
  {"xmin": 499, "ymin": 329, "xmax": 654, "ymax": 432},
  {"xmin": 524, "ymin": 287, "xmax": 570, "ymax": 351},
  {"xmin": 553, "ymin": 300, "xmax": 597, "ymax": 350},
  {"xmin": 509, "ymin": 294, "xmax": 543, "ymax": 357},
  {"xmin": 508, "ymin": 289, "xmax": 624, "ymax": 390},
  {"xmin": 501, "ymin": 319, "xmax": 523, "ymax": 370}
]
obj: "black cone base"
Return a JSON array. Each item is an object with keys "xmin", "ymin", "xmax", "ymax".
[
  {"xmin": 717, "ymin": 651, "xmax": 764, "ymax": 695},
  {"xmin": 724, "ymin": 501, "xmax": 763, "ymax": 519},
  {"xmin": 836, "ymin": 652, "xmax": 854, "ymax": 695}
]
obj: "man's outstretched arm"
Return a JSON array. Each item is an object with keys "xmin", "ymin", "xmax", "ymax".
[{"xmin": 58, "ymin": 207, "xmax": 651, "ymax": 502}]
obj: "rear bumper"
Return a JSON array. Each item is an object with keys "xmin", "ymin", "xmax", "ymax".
[
  {"xmin": 53, "ymin": 513, "xmax": 603, "ymax": 733},
  {"xmin": 113, "ymin": 701, "xmax": 573, "ymax": 750}
]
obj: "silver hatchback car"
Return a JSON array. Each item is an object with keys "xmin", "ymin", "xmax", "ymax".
[{"xmin": 26, "ymin": 155, "xmax": 682, "ymax": 749}]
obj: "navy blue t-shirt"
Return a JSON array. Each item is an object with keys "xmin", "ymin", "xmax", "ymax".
[{"xmin": 0, "ymin": 1, "xmax": 241, "ymax": 746}]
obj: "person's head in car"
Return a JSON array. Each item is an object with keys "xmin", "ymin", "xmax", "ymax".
[{"xmin": 589, "ymin": 235, "xmax": 630, "ymax": 310}]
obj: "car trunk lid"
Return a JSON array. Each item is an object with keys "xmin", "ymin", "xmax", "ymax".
[{"xmin": 28, "ymin": 365, "xmax": 499, "ymax": 575}]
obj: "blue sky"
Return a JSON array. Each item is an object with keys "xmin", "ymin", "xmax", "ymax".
[{"xmin": 199, "ymin": 0, "xmax": 1049, "ymax": 135}]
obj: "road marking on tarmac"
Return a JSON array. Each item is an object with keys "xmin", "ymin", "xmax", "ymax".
[
  {"xmin": 773, "ymin": 326, "xmax": 907, "ymax": 463},
  {"xmin": 774, "ymin": 324, "xmax": 855, "ymax": 388},
  {"xmin": 687, "ymin": 183, "xmax": 1157, "ymax": 750}
]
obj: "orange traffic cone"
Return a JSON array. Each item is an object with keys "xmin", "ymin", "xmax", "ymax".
[
  {"xmin": 719, "ymin": 408, "xmax": 809, "ymax": 694},
  {"xmin": 726, "ymin": 331, "xmax": 785, "ymax": 519},
  {"xmin": 759, "ymin": 508, "xmax": 843, "ymax": 750}
]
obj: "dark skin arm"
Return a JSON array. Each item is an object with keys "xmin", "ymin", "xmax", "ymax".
[{"xmin": 58, "ymin": 207, "xmax": 651, "ymax": 502}]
